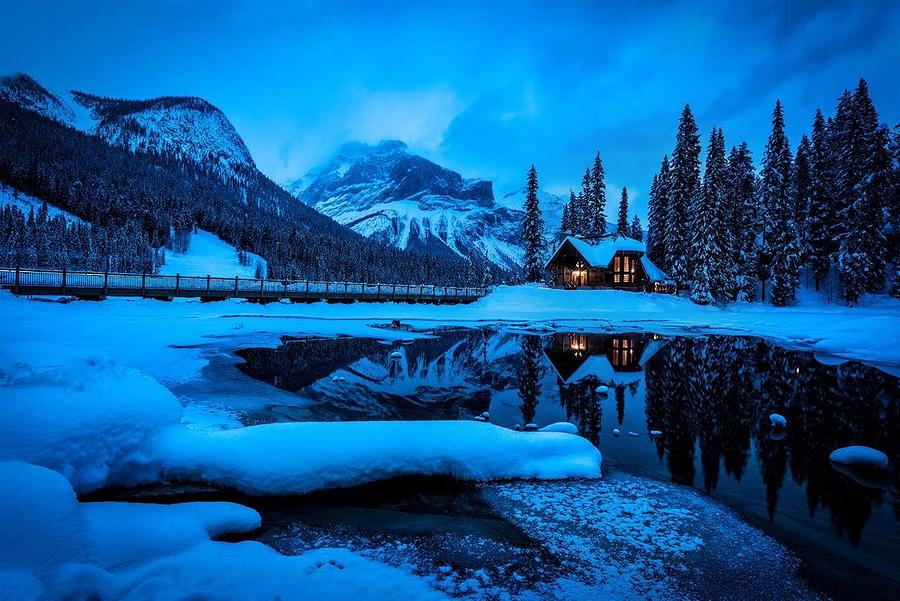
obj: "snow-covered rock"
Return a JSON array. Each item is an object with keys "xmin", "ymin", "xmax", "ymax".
[
  {"xmin": 612, "ymin": 429, "xmax": 621, "ymax": 436},
  {"xmin": 769, "ymin": 413, "xmax": 787, "ymax": 428},
  {"xmin": 649, "ymin": 430, "xmax": 663, "ymax": 437},
  {"xmin": 540, "ymin": 422, "xmax": 579, "ymax": 434},
  {"xmin": 390, "ymin": 350, "xmax": 403, "ymax": 359},
  {"xmin": 287, "ymin": 140, "xmax": 525, "ymax": 269},
  {"xmin": 595, "ymin": 385, "xmax": 609, "ymax": 395},
  {"xmin": 524, "ymin": 423, "xmax": 539, "ymax": 432},
  {"xmin": 829, "ymin": 446, "xmax": 889, "ymax": 471}
]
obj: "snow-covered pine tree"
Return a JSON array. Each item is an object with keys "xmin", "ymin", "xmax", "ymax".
[
  {"xmin": 580, "ymin": 167, "xmax": 593, "ymax": 234},
  {"xmin": 573, "ymin": 191, "xmax": 586, "ymax": 236},
  {"xmin": 630, "ymin": 214, "xmax": 643, "ymax": 241},
  {"xmin": 725, "ymin": 142, "xmax": 759, "ymax": 301},
  {"xmin": 589, "ymin": 152, "xmax": 607, "ymax": 236},
  {"xmin": 890, "ymin": 123, "xmax": 900, "ymax": 299},
  {"xmin": 689, "ymin": 128, "xmax": 730, "ymax": 304},
  {"xmin": 647, "ymin": 155, "xmax": 670, "ymax": 268},
  {"xmin": 521, "ymin": 165, "xmax": 545, "ymax": 282},
  {"xmin": 666, "ymin": 105, "xmax": 701, "ymax": 288},
  {"xmin": 617, "ymin": 187, "xmax": 629, "ymax": 234},
  {"xmin": 806, "ymin": 109, "xmax": 836, "ymax": 291},
  {"xmin": 792, "ymin": 134, "xmax": 813, "ymax": 263},
  {"xmin": 761, "ymin": 100, "xmax": 799, "ymax": 306},
  {"xmin": 560, "ymin": 191, "xmax": 575, "ymax": 240},
  {"xmin": 838, "ymin": 81, "xmax": 890, "ymax": 304}
]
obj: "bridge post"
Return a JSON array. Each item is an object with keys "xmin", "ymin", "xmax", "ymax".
[
  {"xmin": 233, "ymin": 276, "xmax": 239, "ymax": 298},
  {"xmin": 344, "ymin": 282, "xmax": 348, "ymax": 299},
  {"xmin": 175, "ymin": 274, "xmax": 180, "ymax": 296},
  {"xmin": 376, "ymin": 284, "xmax": 381, "ymax": 301},
  {"xmin": 283, "ymin": 280, "xmax": 287, "ymax": 298},
  {"xmin": 103, "ymin": 270, "xmax": 109, "ymax": 296},
  {"xmin": 325, "ymin": 282, "xmax": 329, "ymax": 298},
  {"xmin": 61, "ymin": 268, "xmax": 67, "ymax": 295},
  {"xmin": 392, "ymin": 284, "xmax": 396, "ymax": 301},
  {"xmin": 305, "ymin": 280, "xmax": 309, "ymax": 299},
  {"xmin": 259, "ymin": 277, "xmax": 264, "ymax": 298},
  {"xmin": 141, "ymin": 273, "xmax": 146, "ymax": 297},
  {"xmin": 206, "ymin": 275, "xmax": 211, "ymax": 295}
]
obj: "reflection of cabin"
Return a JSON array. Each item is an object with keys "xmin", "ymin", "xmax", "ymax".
[
  {"xmin": 545, "ymin": 234, "xmax": 674, "ymax": 292},
  {"xmin": 543, "ymin": 332, "xmax": 666, "ymax": 386}
]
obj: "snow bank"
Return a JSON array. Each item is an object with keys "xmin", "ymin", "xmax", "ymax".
[
  {"xmin": 0, "ymin": 462, "xmax": 447, "ymax": 601},
  {"xmin": 152, "ymin": 421, "xmax": 602, "ymax": 495},
  {"xmin": 828, "ymin": 446, "xmax": 889, "ymax": 471},
  {"xmin": 0, "ymin": 360, "xmax": 182, "ymax": 492}
]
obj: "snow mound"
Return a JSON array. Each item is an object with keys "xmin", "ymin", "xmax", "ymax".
[
  {"xmin": 0, "ymin": 360, "xmax": 182, "ymax": 493},
  {"xmin": 0, "ymin": 361, "xmax": 599, "ymax": 496},
  {"xmin": 0, "ymin": 461, "xmax": 446, "ymax": 601},
  {"xmin": 540, "ymin": 422, "xmax": 579, "ymax": 434},
  {"xmin": 829, "ymin": 446, "xmax": 889, "ymax": 471},
  {"xmin": 769, "ymin": 413, "xmax": 787, "ymax": 428},
  {"xmin": 152, "ymin": 421, "xmax": 602, "ymax": 495}
]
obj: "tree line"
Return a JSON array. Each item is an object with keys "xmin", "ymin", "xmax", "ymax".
[
  {"xmin": 0, "ymin": 99, "xmax": 505, "ymax": 285},
  {"xmin": 646, "ymin": 79, "xmax": 899, "ymax": 306}
]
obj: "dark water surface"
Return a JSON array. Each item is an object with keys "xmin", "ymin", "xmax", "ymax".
[{"xmin": 234, "ymin": 328, "xmax": 900, "ymax": 600}]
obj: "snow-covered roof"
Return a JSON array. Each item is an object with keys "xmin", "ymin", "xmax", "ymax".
[
  {"xmin": 564, "ymin": 355, "xmax": 643, "ymax": 386},
  {"xmin": 640, "ymin": 256, "xmax": 669, "ymax": 282},
  {"xmin": 545, "ymin": 234, "xmax": 670, "ymax": 281},
  {"xmin": 562, "ymin": 235, "xmax": 645, "ymax": 268}
]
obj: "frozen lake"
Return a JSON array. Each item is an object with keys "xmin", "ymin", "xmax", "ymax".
[{"xmin": 161, "ymin": 327, "xmax": 900, "ymax": 600}]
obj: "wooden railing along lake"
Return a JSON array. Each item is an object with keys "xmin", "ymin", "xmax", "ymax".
[{"xmin": 0, "ymin": 267, "xmax": 487, "ymax": 304}]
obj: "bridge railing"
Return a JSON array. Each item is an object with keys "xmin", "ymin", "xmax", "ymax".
[{"xmin": 0, "ymin": 267, "xmax": 487, "ymax": 301}]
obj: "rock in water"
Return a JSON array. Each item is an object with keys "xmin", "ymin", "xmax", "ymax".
[
  {"xmin": 612, "ymin": 429, "xmax": 620, "ymax": 437},
  {"xmin": 539, "ymin": 422, "xmax": 578, "ymax": 434},
  {"xmin": 649, "ymin": 430, "xmax": 663, "ymax": 437},
  {"xmin": 524, "ymin": 423, "xmax": 539, "ymax": 432},
  {"xmin": 390, "ymin": 351, "xmax": 403, "ymax": 359},
  {"xmin": 628, "ymin": 432, "xmax": 639, "ymax": 437},
  {"xmin": 480, "ymin": 411, "xmax": 491, "ymax": 421},
  {"xmin": 829, "ymin": 446, "xmax": 889, "ymax": 471},
  {"xmin": 595, "ymin": 385, "xmax": 609, "ymax": 395},
  {"xmin": 769, "ymin": 413, "xmax": 787, "ymax": 428}
]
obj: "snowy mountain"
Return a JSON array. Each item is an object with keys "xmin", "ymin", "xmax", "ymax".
[
  {"xmin": 0, "ymin": 73, "xmax": 76, "ymax": 127},
  {"xmin": 70, "ymin": 92, "xmax": 256, "ymax": 178},
  {"xmin": 288, "ymin": 141, "xmax": 526, "ymax": 269}
]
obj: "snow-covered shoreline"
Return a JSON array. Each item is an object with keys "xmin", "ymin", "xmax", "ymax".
[{"xmin": 2, "ymin": 284, "xmax": 898, "ymax": 376}]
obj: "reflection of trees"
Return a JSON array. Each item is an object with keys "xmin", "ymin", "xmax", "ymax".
[
  {"xmin": 559, "ymin": 380, "xmax": 602, "ymax": 446},
  {"xmin": 644, "ymin": 335, "xmax": 899, "ymax": 545},
  {"xmin": 517, "ymin": 335, "xmax": 545, "ymax": 425}
]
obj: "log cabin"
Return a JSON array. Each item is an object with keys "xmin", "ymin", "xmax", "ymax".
[{"xmin": 544, "ymin": 233, "xmax": 674, "ymax": 292}]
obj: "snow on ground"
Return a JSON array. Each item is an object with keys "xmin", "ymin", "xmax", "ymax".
[
  {"xmin": 160, "ymin": 229, "xmax": 267, "ymax": 278},
  {"xmin": 0, "ymin": 184, "xmax": 84, "ymax": 223},
  {"xmin": 0, "ymin": 462, "xmax": 448, "ymax": 601},
  {"xmin": 152, "ymin": 421, "xmax": 600, "ymax": 495},
  {"xmin": 0, "ymin": 360, "xmax": 600, "ymax": 495}
]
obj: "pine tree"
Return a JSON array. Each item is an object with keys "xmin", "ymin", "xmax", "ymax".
[
  {"xmin": 616, "ymin": 187, "xmax": 629, "ymax": 234},
  {"xmin": 521, "ymin": 165, "xmax": 545, "ymax": 282},
  {"xmin": 890, "ymin": 123, "xmax": 900, "ymax": 299},
  {"xmin": 580, "ymin": 168, "xmax": 593, "ymax": 234},
  {"xmin": 725, "ymin": 142, "xmax": 758, "ymax": 301},
  {"xmin": 647, "ymin": 155, "xmax": 670, "ymax": 268},
  {"xmin": 761, "ymin": 100, "xmax": 799, "ymax": 306},
  {"xmin": 792, "ymin": 134, "xmax": 813, "ymax": 262},
  {"xmin": 690, "ymin": 128, "xmax": 730, "ymax": 304},
  {"xmin": 630, "ymin": 214, "xmax": 642, "ymax": 241},
  {"xmin": 837, "ymin": 79, "xmax": 888, "ymax": 303},
  {"xmin": 589, "ymin": 152, "xmax": 607, "ymax": 236},
  {"xmin": 667, "ymin": 105, "xmax": 701, "ymax": 288},
  {"xmin": 806, "ymin": 109, "xmax": 836, "ymax": 291}
]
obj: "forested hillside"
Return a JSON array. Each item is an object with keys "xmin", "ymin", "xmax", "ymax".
[{"xmin": 0, "ymin": 99, "xmax": 500, "ymax": 284}]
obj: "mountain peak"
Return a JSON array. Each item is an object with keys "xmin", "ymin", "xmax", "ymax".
[
  {"xmin": 70, "ymin": 91, "xmax": 256, "ymax": 176},
  {"xmin": 0, "ymin": 73, "xmax": 76, "ymax": 126}
]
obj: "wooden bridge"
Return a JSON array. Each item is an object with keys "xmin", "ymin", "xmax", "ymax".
[{"xmin": 0, "ymin": 267, "xmax": 488, "ymax": 304}]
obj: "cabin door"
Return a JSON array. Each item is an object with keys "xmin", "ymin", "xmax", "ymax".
[{"xmin": 572, "ymin": 270, "xmax": 586, "ymax": 286}]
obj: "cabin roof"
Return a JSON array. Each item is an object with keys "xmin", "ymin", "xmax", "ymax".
[{"xmin": 545, "ymin": 234, "xmax": 671, "ymax": 282}]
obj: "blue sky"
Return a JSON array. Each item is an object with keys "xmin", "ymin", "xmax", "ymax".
[{"xmin": 1, "ymin": 0, "xmax": 898, "ymax": 219}]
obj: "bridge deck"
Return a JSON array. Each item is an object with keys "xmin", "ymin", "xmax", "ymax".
[{"xmin": 0, "ymin": 268, "xmax": 487, "ymax": 304}]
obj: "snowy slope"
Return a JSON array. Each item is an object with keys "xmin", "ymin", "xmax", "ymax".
[
  {"xmin": 160, "ymin": 229, "xmax": 267, "ymax": 278},
  {"xmin": 0, "ymin": 184, "xmax": 84, "ymax": 223},
  {"xmin": 288, "ymin": 141, "xmax": 526, "ymax": 270},
  {"xmin": 71, "ymin": 92, "xmax": 256, "ymax": 179},
  {"xmin": 0, "ymin": 73, "xmax": 76, "ymax": 127}
]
